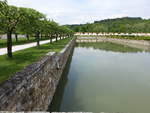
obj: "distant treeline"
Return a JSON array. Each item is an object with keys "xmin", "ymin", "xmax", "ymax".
[{"xmin": 66, "ymin": 17, "xmax": 150, "ymax": 33}]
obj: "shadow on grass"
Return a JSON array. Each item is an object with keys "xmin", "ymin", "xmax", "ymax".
[{"xmin": 0, "ymin": 38, "xmax": 71, "ymax": 84}]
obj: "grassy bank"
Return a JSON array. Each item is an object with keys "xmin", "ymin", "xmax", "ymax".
[
  {"xmin": 77, "ymin": 35, "xmax": 150, "ymax": 40},
  {"xmin": 0, "ymin": 37, "xmax": 50, "ymax": 48},
  {"xmin": 106, "ymin": 35, "xmax": 150, "ymax": 40},
  {"xmin": 0, "ymin": 38, "xmax": 72, "ymax": 84}
]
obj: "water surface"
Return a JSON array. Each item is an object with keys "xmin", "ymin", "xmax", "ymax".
[{"xmin": 49, "ymin": 42, "xmax": 150, "ymax": 113}]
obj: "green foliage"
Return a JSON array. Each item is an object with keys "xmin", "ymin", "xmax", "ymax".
[
  {"xmin": 0, "ymin": 1, "xmax": 73, "ymax": 37},
  {"xmin": 67, "ymin": 17, "xmax": 150, "ymax": 33},
  {"xmin": 0, "ymin": 3, "xmax": 24, "ymax": 33},
  {"xmin": 17, "ymin": 8, "xmax": 45, "ymax": 35},
  {"xmin": 92, "ymin": 24, "xmax": 108, "ymax": 34},
  {"xmin": 0, "ymin": 1, "xmax": 74, "ymax": 57},
  {"xmin": 0, "ymin": 0, "xmax": 8, "ymax": 33},
  {"xmin": 106, "ymin": 35, "xmax": 150, "ymax": 40}
]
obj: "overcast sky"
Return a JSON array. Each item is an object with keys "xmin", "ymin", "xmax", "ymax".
[{"xmin": 7, "ymin": 0, "xmax": 150, "ymax": 25}]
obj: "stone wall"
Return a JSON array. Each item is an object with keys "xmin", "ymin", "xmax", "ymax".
[
  {"xmin": 105, "ymin": 38, "xmax": 150, "ymax": 51},
  {"xmin": 0, "ymin": 39, "xmax": 76, "ymax": 111}
]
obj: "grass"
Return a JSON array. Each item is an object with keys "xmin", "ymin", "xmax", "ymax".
[
  {"xmin": 77, "ymin": 35, "xmax": 150, "ymax": 40},
  {"xmin": 106, "ymin": 35, "xmax": 150, "ymax": 40},
  {"xmin": 0, "ymin": 37, "xmax": 50, "ymax": 48},
  {"xmin": 0, "ymin": 38, "xmax": 72, "ymax": 84}
]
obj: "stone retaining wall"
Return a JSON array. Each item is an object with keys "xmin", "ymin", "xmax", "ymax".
[{"xmin": 0, "ymin": 38, "xmax": 76, "ymax": 111}]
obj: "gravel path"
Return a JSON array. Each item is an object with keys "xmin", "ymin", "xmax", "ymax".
[{"xmin": 0, "ymin": 38, "xmax": 59, "ymax": 56}]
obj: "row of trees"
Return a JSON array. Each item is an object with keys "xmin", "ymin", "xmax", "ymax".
[
  {"xmin": 0, "ymin": 0, "xmax": 74, "ymax": 58},
  {"xmin": 67, "ymin": 17, "xmax": 150, "ymax": 34}
]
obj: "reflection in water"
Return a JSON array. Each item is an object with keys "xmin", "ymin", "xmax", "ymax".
[
  {"xmin": 77, "ymin": 42, "xmax": 144, "ymax": 53},
  {"xmin": 48, "ymin": 49, "xmax": 73, "ymax": 111},
  {"xmin": 49, "ymin": 42, "xmax": 150, "ymax": 113}
]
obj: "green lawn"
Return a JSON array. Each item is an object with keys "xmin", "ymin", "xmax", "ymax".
[
  {"xmin": 0, "ymin": 38, "xmax": 72, "ymax": 84},
  {"xmin": 106, "ymin": 35, "xmax": 150, "ymax": 40},
  {"xmin": 0, "ymin": 37, "xmax": 50, "ymax": 48},
  {"xmin": 77, "ymin": 35, "xmax": 150, "ymax": 40}
]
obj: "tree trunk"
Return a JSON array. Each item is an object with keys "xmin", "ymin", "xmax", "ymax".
[
  {"xmin": 50, "ymin": 34, "xmax": 53, "ymax": 43},
  {"xmin": 40, "ymin": 33, "xmax": 42, "ymax": 39},
  {"xmin": 26, "ymin": 34, "xmax": 29, "ymax": 41},
  {"xmin": 15, "ymin": 33, "xmax": 18, "ymax": 42},
  {"xmin": 96, "ymin": 33, "xmax": 98, "ymax": 42},
  {"xmin": 7, "ymin": 31, "xmax": 13, "ymax": 58},
  {"xmin": 36, "ymin": 31, "xmax": 40, "ymax": 47},
  {"xmin": 60, "ymin": 35, "xmax": 62, "ymax": 40},
  {"xmin": 56, "ymin": 34, "xmax": 58, "ymax": 42}
]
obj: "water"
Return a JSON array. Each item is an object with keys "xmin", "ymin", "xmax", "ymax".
[{"xmin": 49, "ymin": 42, "xmax": 150, "ymax": 113}]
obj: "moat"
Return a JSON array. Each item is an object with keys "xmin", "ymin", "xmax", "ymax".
[{"xmin": 49, "ymin": 41, "xmax": 150, "ymax": 113}]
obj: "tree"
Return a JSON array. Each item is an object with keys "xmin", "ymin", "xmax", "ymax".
[
  {"xmin": 39, "ymin": 20, "xmax": 55, "ymax": 43},
  {"xmin": 46, "ymin": 20, "xmax": 59, "ymax": 43},
  {"xmin": 17, "ymin": 8, "xmax": 36, "ymax": 41},
  {"xmin": 92, "ymin": 24, "xmax": 107, "ymax": 35},
  {"xmin": 0, "ymin": 1, "xmax": 25, "ymax": 57},
  {"xmin": 53, "ymin": 23, "xmax": 59, "ymax": 42},
  {"xmin": 0, "ymin": 1, "xmax": 74, "ymax": 58},
  {"xmin": 20, "ymin": 8, "xmax": 45, "ymax": 47}
]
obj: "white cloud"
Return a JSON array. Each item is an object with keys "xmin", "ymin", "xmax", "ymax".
[{"xmin": 7, "ymin": 0, "xmax": 150, "ymax": 25}]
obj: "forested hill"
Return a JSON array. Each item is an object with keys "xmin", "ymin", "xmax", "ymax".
[
  {"xmin": 66, "ymin": 17, "xmax": 150, "ymax": 33},
  {"xmin": 94, "ymin": 17, "xmax": 143, "ymax": 24}
]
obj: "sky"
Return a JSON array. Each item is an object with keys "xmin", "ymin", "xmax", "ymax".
[{"xmin": 7, "ymin": 0, "xmax": 150, "ymax": 25}]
